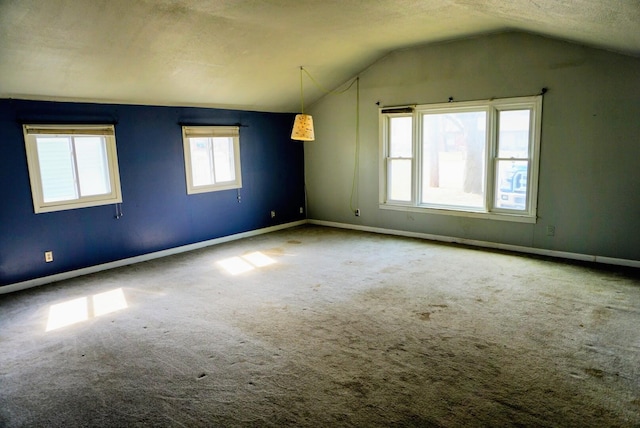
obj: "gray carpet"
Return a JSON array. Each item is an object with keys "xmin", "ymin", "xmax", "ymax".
[{"xmin": 1, "ymin": 225, "xmax": 639, "ymax": 427}]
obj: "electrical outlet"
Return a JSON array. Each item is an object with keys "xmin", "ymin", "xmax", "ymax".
[
  {"xmin": 546, "ymin": 225, "xmax": 555, "ymax": 236},
  {"xmin": 270, "ymin": 210, "xmax": 276, "ymax": 218},
  {"xmin": 355, "ymin": 208, "xmax": 360, "ymax": 217},
  {"xmin": 45, "ymin": 251, "xmax": 53, "ymax": 263},
  {"xmin": 299, "ymin": 207, "xmax": 304, "ymax": 214}
]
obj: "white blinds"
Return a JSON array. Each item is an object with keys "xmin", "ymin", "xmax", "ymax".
[
  {"xmin": 182, "ymin": 126, "xmax": 239, "ymax": 138},
  {"xmin": 24, "ymin": 124, "xmax": 115, "ymax": 136}
]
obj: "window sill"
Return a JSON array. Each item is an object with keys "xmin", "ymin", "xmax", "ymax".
[
  {"xmin": 186, "ymin": 183, "xmax": 242, "ymax": 195},
  {"xmin": 35, "ymin": 195, "xmax": 123, "ymax": 214},
  {"xmin": 379, "ymin": 203, "xmax": 537, "ymax": 224}
]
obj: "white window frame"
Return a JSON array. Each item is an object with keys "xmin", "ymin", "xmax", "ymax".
[
  {"xmin": 379, "ymin": 96, "xmax": 542, "ymax": 223},
  {"xmin": 182, "ymin": 126, "xmax": 242, "ymax": 195},
  {"xmin": 23, "ymin": 124, "xmax": 123, "ymax": 214}
]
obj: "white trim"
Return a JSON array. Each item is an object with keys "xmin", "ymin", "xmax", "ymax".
[
  {"xmin": 379, "ymin": 203, "xmax": 537, "ymax": 223},
  {"xmin": 379, "ymin": 96, "xmax": 542, "ymax": 223},
  {"xmin": 182, "ymin": 125, "xmax": 243, "ymax": 195},
  {"xmin": 4, "ymin": 218, "xmax": 638, "ymax": 294},
  {"xmin": 307, "ymin": 219, "xmax": 640, "ymax": 268},
  {"xmin": 23, "ymin": 124, "xmax": 123, "ymax": 213},
  {"xmin": 0, "ymin": 220, "xmax": 306, "ymax": 295}
]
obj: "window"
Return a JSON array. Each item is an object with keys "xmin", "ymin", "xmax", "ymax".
[
  {"xmin": 23, "ymin": 124, "xmax": 123, "ymax": 213},
  {"xmin": 182, "ymin": 126, "xmax": 242, "ymax": 194},
  {"xmin": 380, "ymin": 96, "xmax": 542, "ymax": 222}
]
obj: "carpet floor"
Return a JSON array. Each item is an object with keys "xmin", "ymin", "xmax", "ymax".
[{"xmin": 1, "ymin": 225, "xmax": 639, "ymax": 427}]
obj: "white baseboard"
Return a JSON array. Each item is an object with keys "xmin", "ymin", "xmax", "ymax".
[
  {"xmin": 3, "ymin": 218, "xmax": 637, "ymax": 294},
  {"xmin": 0, "ymin": 220, "xmax": 307, "ymax": 294},
  {"xmin": 308, "ymin": 219, "xmax": 640, "ymax": 269}
]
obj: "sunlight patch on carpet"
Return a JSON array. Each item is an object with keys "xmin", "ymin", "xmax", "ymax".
[
  {"xmin": 217, "ymin": 251, "xmax": 276, "ymax": 275},
  {"xmin": 46, "ymin": 288, "xmax": 128, "ymax": 332}
]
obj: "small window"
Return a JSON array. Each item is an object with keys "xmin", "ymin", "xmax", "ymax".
[
  {"xmin": 182, "ymin": 126, "xmax": 242, "ymax": 194},
  {"xmin": 386, "ymin": 115, "xmax": 413, "ymax": 202},
  {"xmin": 23, "ymin": 124, "xmax": 123, "ymax": 213}
]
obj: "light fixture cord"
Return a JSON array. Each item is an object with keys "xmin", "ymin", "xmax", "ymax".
[
  {"xmin": 299, "ymin": 66, "xmax": 305, "ymax": 114},
  {"xmin": 300, "ymin": 67, "xmax": 361, "ymax": 214},
  {"xmin": 349, "ymin": 77, "xmax": 360, "ymax": 213},
  {"xmin": 302, "ymin": 67, "xmax": 358, "ymax": 95}
]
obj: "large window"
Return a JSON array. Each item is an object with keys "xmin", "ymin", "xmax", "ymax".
[
  {"xmin": 23, "ymin": 124, "xmax": 123, "ymax": 213},
  {"xmin": 182, "ymin": 126, "xmax": 242, "ymax": 195},
  {"xmin": 380, "ymin": 96, "xmax": 542, "ymax": 222}
]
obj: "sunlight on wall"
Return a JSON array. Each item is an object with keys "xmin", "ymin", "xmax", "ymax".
[
  {"xmin": 46, "ymin": 288, "xmax": 128, "ymax": 332},
  {"xmin": 217, "ymin": 251, "xmax": 276, "ymax": 275}
]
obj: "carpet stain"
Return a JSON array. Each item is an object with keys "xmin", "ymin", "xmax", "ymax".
[
  {"xmin": 418, "ymin": 312, "xmax": 431, "ymax": 321},
  {"xmin": 585, "ymin": 368, "xmax": 604, "ymax": 378},
  {"xmin": 197, "ymin": 373, "xmax": 207, "ymax": 379},
  {"xmin": 592, "ymin": 307, "xmax": 611, "ymax": 323},
  {"xmin": 340, "ymin": 380, "xmax": 368, "ymax": 397},
  {"xmin": 387, "ymin": 343, "xmax": 406, "ymax": 352}
]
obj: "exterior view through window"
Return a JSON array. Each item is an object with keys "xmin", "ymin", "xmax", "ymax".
[
  {"xmin": 23, "ymin": 125, "xmax": 122, "ymax": 213},
  {"xmin": 495, "ymin": 109, "xmax": 531, "ymax": 210},
  {"xmin": 421, "ymin": 110, "xmax": 486, "ymax": 209},
  {"xmin": 37, "ymin": 136, "xmax": 111, "ymax": 202},
  {"xmin": 387, "ymin": 116, "xmax": 413, "ymax": 202},
  {"xmin": 182, "ymin": 126, "xmax": 242, "ymax": 194},
  {"xmin": 380, "ymin": 96, "xmax": 542, "ymax": 222}
]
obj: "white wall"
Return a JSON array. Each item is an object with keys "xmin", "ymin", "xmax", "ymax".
[{"xmin": 304, "ymin": 32, "xmax": 640, "ymax": 261}]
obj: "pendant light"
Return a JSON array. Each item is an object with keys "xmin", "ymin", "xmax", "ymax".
[{"xmin": 291, "ymin": 66, "xmax": 315, "ymax": 141}]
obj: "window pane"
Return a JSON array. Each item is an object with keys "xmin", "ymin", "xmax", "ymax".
[
  {"xmin": 212, "ymin": 137, "xmax": 236, "ymax": 183},
  {"xmin": 189, "ymin": 138, "xmax": 214, "ymax": 186},
  {"xmin": 36, "ymin": 137, "xmax": 78, "ymax": 202},
  {"xmin": 495, "ymin": 160, "xmax": 528, "ymax": 210},
  {"xmin": 498, "ymin": 110, "xmax": 530, "ymax": 158},
  {"xmin": 388, "ymin": 159, "xmax": 412, "ymax": 201},
  {"xmin": 421, "ymin": 111, "xmax": 486, "ymax": 208},
  {"xmin": 389, "ymin": 116, "xmax": 412, "ymax": 157},
  {"xmin": 75, "ymin": 137, "xmax": 111, "ymax": 197}
]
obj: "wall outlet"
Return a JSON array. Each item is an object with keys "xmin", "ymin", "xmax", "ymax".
[
  {"xmin": 546, "ymin": 225, "xmax": 556, "ymax": 236},
  {"xmin": 299, "ymin": 206, "xmax": 304, "ymax": 214},
  {"xmin": 45, "ymin": 251, "xmax": 53, "ymax": 263},
  {"xmin": 270, "ymin": 210, "xmax": 276, "ymax": 218},
  {"xmin": 355, "ymin": 208, "xmax": 360, "ymax": 217}
]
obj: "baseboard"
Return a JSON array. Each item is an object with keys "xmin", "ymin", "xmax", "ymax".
[
  {"xmin": 3, "ymin": 218, "xmax": 637, "ymax": 294},
  {"xmin": 0, "ymin": 220, "xmax": 307, "ymax": 294},
  {"xmin": 308, "ymin": 219, "xmax": 640, "ymax": 269}
]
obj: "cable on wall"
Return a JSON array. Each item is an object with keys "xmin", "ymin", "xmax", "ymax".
[
  {"xmin": 114, "ymin": 203, "xmax": 123, "ymax": 219},
  {"xmin": 349, "ymin": 77, "xmax": 360, "ymax": 214},
  {"xmin": 300, "ymin": 67, "xmax": 361, "ymax": 215}
]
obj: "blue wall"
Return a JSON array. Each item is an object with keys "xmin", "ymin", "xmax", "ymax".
[{"xmin": 0, "ymin": 99, "xmax": 305, "ymax": 287}]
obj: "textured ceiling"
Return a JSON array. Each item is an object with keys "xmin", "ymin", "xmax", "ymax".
[{"xmin": 1, "ymin": 0, "xmax": 639, "ymax": 112}]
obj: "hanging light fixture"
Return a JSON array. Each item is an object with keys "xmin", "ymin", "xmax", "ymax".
[{"xmin": 291, "ymin": 66, "xmax": 315, "ymax": 141}]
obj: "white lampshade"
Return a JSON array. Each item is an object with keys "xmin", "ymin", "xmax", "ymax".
[{"xmin": 291, "ymin": 114, "xmax": 315, "ymax": 141}]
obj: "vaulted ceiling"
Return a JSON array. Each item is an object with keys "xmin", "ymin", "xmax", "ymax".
[{"xmin": 1, "ymin": 0, "xmax": 639, "ymax": 112}]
